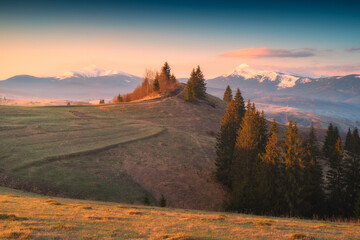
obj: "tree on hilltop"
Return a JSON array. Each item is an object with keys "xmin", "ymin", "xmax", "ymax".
[{"xmin": 223, "ymin": 85, "xmax": 232, "ymax": 103}]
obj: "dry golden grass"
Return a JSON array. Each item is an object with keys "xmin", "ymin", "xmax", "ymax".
[{"xmin": 1, "ymin": 186, "xmax": 359, "ymax": 239}]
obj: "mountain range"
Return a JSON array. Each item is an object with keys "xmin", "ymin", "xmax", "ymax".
[{"xmin": 1, "ymin": 64, "xmax": 359, "ymax": 131}]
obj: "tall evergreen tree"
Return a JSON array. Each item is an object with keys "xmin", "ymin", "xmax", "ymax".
[
  {"xmin": 343, "ymin": 128, "xmax": 360, "ymax": 217},
  {"xmin": 282, "ymin": 120, "xmax": 306, "ymax": 217},
  {"xmin": 302, "ymin": 123, "xmax": 325, "ymax": 217},
  {"xmin": 326, "ymin": 137, "xmax": 345, "ymax": 216},
  {"xmin": 350, "ymin": 128, "xmax": 360, "ymax": 155},
  {"xmin": 161, "ymin": 62, "xmax": 171, "ymax": 81},
  {"xmin": 258, "ymin": 119, "xmax": 284, "ymax": 215},
  {"xmin": 323, "ymin": 123, "xmax": 340, "ymax": 158},
  {"xmin": 345, "ymin": 128, "xmax": 352, "ymax": 151},
  {"xmin": 215, "ymin": 100, "xmax": 241, "ymax": 188},
  {"xmin": 184, "ymin": 69, "xmax": 196, "ymax": 101},
  {"xmin": 233, "ymin": 88, "xmax": 246, "ymax": 122},
  {"xmin": 223, "ymin": 85, "xmax": 233, "ymax": 103},
  {"xmin": 193, "ymin": 65, "xmax": 207, "ymax": 98},
  {"xmin": 229, "ymin": 101, "xmax": 265, "ymax": 212}
]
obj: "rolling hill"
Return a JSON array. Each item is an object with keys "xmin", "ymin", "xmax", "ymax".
[{"xmin": 0, "ymin": 87, "xmax": 227, "ymax": 211}]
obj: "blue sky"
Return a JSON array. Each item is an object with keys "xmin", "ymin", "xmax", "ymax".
[{"xmin": 1, "ymin": 0, "xmax": 359, "ymax": 78}]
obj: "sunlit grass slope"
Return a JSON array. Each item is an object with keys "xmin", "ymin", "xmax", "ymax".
[
  {"xmin": 0, "ymin": 89, "xmax": 227, "ymax": 209},
  {"xmin": 1, "ymin": 186, "xmax": 359, "ymax": 240}
]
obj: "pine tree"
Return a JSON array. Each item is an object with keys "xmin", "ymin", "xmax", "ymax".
[
  {"xmin": 326, "ymin": 137, "xmax": 345, "ymax": 216},
  {"xmin": 302, "ymin": 123, "xmax": 325, "ymax": 217},
  {"xmin": 223, "ymin": 85, "xmax": 233, "ymax": 103},
  {"xmin": 229, "ymin": 101, "xmax": 263, "ymax": 212},
  {"xmin": 193, "ymin": 65, "xmax": 207, "ymax": 99},
  {"xmin": 215, "ymin": 100, "xmax": 241, "ymax": 188},
  {"xmin": 184, "ymin": 70, "xmax": 195, "ymax": 101},
  {"xmin": 161, "ymin": 62, "xmax": 171, "ymax": 81},
  {"xmin": 345, "ymin": 128, "xmax": 352, "ymax": 151},
  {"xmin": 323, "ymin": 123, "xmax": 340, "ymax": 158},
  {"xmin": 282, "ymin": 120, "xmax": 306, "ymax": 217},
  {"xmin": 233, "ymin": 88, "xmax": 246, "ymax": 122},
  {"xmin": 354, "ymin": 192, "xmax": 360, "ymax": 218},
  {"xmin": 343, "ymin": 128, "xmax": 360, "ymax": 217},
  {"xmin": 153, "ymin": 78, "xmax": 160, "ymax": 92},
  {"xmin": 258, "ymin": 119, "xmax": 284, "ymax": 215},
  {"xmin": 350, "ymin": 128, "xmax": 360, "ymax": 155}
]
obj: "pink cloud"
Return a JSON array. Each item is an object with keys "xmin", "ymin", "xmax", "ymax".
[
  {"xmin": 346, "ymin": 48, "xmax": 360, "ymax": 52},
  {"xmin": 279, "ymin": 64, "xmax": 360, "ymax": 77},
  {"xmin": 220, "ymin": 48, "xmax": 316, "ymax": 58}
]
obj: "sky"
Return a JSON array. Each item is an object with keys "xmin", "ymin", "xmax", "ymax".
[{"xmin": 0, "ymin": 0, "xmax": 360, "ymax": 79}]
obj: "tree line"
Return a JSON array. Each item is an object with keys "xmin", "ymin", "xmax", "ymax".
[
  {"xmin": 216, "ymin": 85, "xmax": 360, "ymax": 219},
  {"xmin": 113, "ymin": 62, "xmax": 178, "ymax": 103}
]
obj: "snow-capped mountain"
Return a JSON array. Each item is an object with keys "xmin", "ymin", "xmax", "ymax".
[
  {"xmin": 0, "ymin": 67, "xmax": 142, "ymax": 100},
  {"xmin": 56, "ymin": 65, "xmax": 137, "ymax": 80},
  {"xmin": 221, "ymin": 64, "xmax": 312, "ymax": 89},
  {"xmin": 206, "ymin": 64, "xmax": 360, "ymax": 124}
]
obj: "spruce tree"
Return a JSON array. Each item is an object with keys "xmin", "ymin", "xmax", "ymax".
[
  {"xmin": 345, "ymin": 128, "xmax": 352, "ymax": 151},
  {"xmin": 302, "ymin": 123, "xmax": 325, "ymax": 217},
  {"xmin": 350, "ymin": 128, "xmax": 360, "ymax": 155},
  {"xmin": 323, "ymin": 123, "xmax": 340, "ymax": 158},
  {"xmin": 184, "ymin": 69, "xmax": 196, "ymax": 101},
  {"xmin": 258, "ymin": 119, "xmax": 283, "ymax": 215},
  {"xmin": 230, "ymin": 101, "xmax": 263, "ymax": 212},
  {"xmin": 153, "ymin": 78, "xmax": 160, "ymax": 92},
  {"xmin": 223, "ymin": 85, "xmax": 233, "ymax": 103},
  {"xmin": 215, "ymin": 100, "xmax": 241, "ymax": 188},
  {"xmin": 326, "ymin": 137, "xmax": 345, "ymax": 216},
  {"xmin": 233, "ymin": 88, "xmax": 246, "ymax": 122},
  {"xmin": 161, "ymin": 62, "xmax": 171, "ymax": 81},
  {"xmin": 343, "ymin": 128, "xmax": 360, "ymax": 217},
  {"xmin": 282, "ymin": 120, "xmax": 306, "ymax": 217},
  {"xmin": 193, "ymin": 65, "xmax": 206, "ymax": 99}
]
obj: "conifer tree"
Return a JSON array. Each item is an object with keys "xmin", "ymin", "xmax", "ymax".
[
  {"xmin": 184, "ymin": 69, "xmax": 196, "ymax": 101},
  {"xmin": 215, "ymin": 100, "xmax": 241, "ymax": 188},
  {"xmin": 258, "ymin": 119, "xmax": 283, "ymax": 214},
  {"xmin": 343, "ymin": 128, "xmax": 360, "ymax": 216},
  {"xmin": 323, "ymin": 123, "xmax": 340, "ymax": 158},
  {"xmin": 302, "ymin": 123, "xmax": 325, "ymax": 217},
  {"xmin": 345, "ymin": 128, "xmax": 352, "ymax": 151},
  {"xmin": 350, "ymin": 128, "xmax": 360, "ymax": 155},
  {"xmin": 193, "ymin": 65, "xmax": 207, "ymax": 98},
  {"xmin": 282, "ymin": 120, "xmax": 306, "ymax": 217},
  {"xmin": 153, "ymin": 78, "xmax": 160, "ymax": 92},
  {"xmin": 233, "ymin": 88, "xmax": 246, "ymax": 122},
  {"xmin": 223, "ymin": 85, "xmax": 233, "ymax": 103},
  {"xmin": 326, "ymin": 137, "xmax": 345, "ymax": 216},
  {"xmin": 161, "ymin": 62, "xmax": 171, "ymax": 81},
  {"xmin": 230, "ymin": 101, "xmax": 263, "ymax": 212}
]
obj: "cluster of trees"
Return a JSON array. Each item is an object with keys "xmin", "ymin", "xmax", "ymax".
[
  {"xmin": 215, "ymin": 85, "xmax": 360, "ymax": 218},
  {"xmin": 113, "ymin": 62, "xmax": 178, "ymax": 103},
  {"xmin": 184, "ymin": 66, "xmax": 207, "ymax": 101},
  {"xmin": 324, "ymin": 125, "xmax": 360, "ymax": 217}
]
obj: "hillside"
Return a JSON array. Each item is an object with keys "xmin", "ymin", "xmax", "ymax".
[
  {"xmin": 1, "ymin": 186, "xmax": 359, "ymax": 239},
  {"xmin": 0, "ymin": 88, "xmax": 228, "ymax": 211}
]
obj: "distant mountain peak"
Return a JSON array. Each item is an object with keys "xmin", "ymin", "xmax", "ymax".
[
  {"xmin": 223, "ymin": 64, "xmax": 305, "ymax": 88},
  {"xmin": 56, "ymin": 65, "xmax": 135, "ymax": 80}
]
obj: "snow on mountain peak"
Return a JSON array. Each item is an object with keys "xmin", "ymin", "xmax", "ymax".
[
  {"xmin": 224, "ymin": 64, "xmax": 301, "ymax": 88},
  {"xmin": 57, "ymin": 65, "xmax": 134, "ymax": 80}
]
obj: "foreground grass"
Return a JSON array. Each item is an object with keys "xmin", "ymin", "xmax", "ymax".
[{"xmin": 1, "ymin": 187, "xmax": 359, "ymax": 239}]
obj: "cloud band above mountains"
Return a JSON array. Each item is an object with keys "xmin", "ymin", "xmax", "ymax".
[{"xmin": 220, "ymin": 48, "xmax": 316, "ymax": 58}]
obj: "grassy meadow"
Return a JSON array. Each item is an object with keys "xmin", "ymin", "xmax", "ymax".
[
  {"xmin": 0, "ymin": 91, "xmax": 227, "ymax": 210},
  {"xmin": 1, "ymin": 186, "xmax": 360, "ymax": 239}
]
